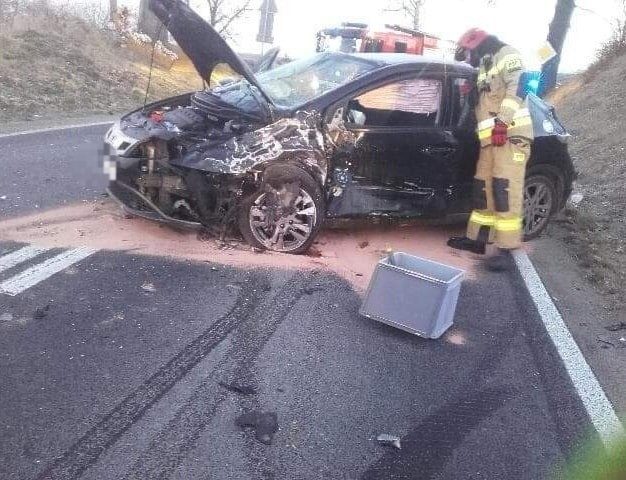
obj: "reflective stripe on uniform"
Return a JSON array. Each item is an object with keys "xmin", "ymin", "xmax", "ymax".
[
  {"xmin": 478, "ymin": 128, "xmax": 492, "ymax": 141},
  {"xmin": 470, "ymin": 211, "xmax": 496, "ymax": 226},
  {"xmin": 477, "ymin": 54, "xmax": 524, "ymax": 82},
  {"xmin": 510, "ymin": 117, "xmax": 533, "ymax": 129},
  {"xmin": 495, "ymin": 217, "xmax": 523, "ymax": 232},
  {"xmin": 477, "ymin": 118, "xmax": 496, "ymax": 130},
  {"xmin": 501, "ymin": 97, "xmax": 522, "ymax": 112},
  {"xmin": 513, "ymin": 107, "xmax": 531, "ymax": 119},
  {"xmin": 477, "ymin": 117, "xmax": 496, "ymax": 140}
]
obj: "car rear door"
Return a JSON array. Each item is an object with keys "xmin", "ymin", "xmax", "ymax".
[{"xmin": 326, "ymin": 75, "xmax": 459, "ymax": 218}]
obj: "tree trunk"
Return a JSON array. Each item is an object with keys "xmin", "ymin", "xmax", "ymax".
[
  {"xmin": 540, "ymin": 0, "xmax": 575, "ymax": 96},
  {"xmin": 412, "ymin": 8, "xmax": 420, "ymax": 31}
]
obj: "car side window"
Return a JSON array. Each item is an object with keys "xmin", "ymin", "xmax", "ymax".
[
  {"xmin": 346, "ymin": 78, "xmax": 442, "ymax": 128},
  {"xmin": 451, "ymin": 77, "xmax": 476, "ymax": 129}
]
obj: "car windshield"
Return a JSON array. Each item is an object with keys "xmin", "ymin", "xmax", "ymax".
[{"xmin": 254, "ymin": 53, "xmax": 378, "ymax": 108}]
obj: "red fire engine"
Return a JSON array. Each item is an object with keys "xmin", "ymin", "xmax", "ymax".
[{"xmin": 316, "ymin": 23, "xmax": 441, "ymax": 56}]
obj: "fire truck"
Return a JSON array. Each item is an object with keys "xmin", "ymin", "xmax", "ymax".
[{"xmin": 316, "ymin": 23, "xmax": 445, "ymax": 57}]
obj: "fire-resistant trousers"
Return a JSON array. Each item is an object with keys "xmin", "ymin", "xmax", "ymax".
[{"xmin": 466, "ymin": 138, "xmax": 531, "ymax": 250}]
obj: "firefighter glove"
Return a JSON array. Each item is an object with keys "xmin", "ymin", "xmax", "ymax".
[{"xmin": 491, "ymin": 120, "xmax": 508, "ymax": 146}]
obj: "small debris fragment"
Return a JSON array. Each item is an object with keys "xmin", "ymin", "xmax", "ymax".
[
  {"xmin": 303, "ymin": 287, "xmax": 323, "ymax": 295},
  {"xmin": 34, "ymin": 305, "xmax": 51, "ymax": 320},
  {"xmin": 141, "ymin": 282, "xmax": 156, "ymax": 293},
  {"xmin": 358, "ymin": 241, "xmax": 369, "ymax": 249},
  {"xmin": 597, "ymin": 338, "xmax": 615, "ymax": 348},
  {"xmin": 569, "ymin": 193, "xmax": 584, "ymax": 207},
  {"xmin": 0, "ymin": 195, "xmax": 7, "ymax": 200},
  {"xmin": 219, "ymin": 382, "xmax": 257, "ymax": 396},
  {"xmin": 605, "ymin": 322, "xmax": 626, "ymax": 332},
  {"xmin": 236, "ymin": 411, "xmax": 278, "ymax": 445},
  {"xmin": 377, "ymin": 434, "xmax": 401, "ymax": 450},
  {"xmin": 306, "ymin": 247, "xmax": 323, "ymax": 258},
  {"xmin": 251, "ymin": 247, "xmax": 265, "ymax": 254}
]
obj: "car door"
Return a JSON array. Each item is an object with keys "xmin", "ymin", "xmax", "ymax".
[
  {"xmin": 325, "ymin": 75, "xmax": 459, "ymax": 218},
  {"xmin": 443, "ymin": 76, "xmax": 481, "ymax": 214}
]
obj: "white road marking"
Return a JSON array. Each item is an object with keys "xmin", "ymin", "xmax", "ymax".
[
  {"xmin": 0, "ymin": 245, "xmax": 50, "ymax": 274},
  {"xmin": 0, "ymin": 247, "xmax": 97, "ymax": 296},
  {"xmin": 514, "ymin": 250, "xmax": 625, "ymax": 447},
  {"xmin": 0, "ymin": 121, "xmax": 113, "ymax": 139}
]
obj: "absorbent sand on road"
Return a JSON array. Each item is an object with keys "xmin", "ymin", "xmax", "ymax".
[{"xmin": 0, "ymin": 200, "xmax": 481, "ymax": 290}]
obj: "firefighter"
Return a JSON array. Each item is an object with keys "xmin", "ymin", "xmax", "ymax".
[{"xmin": 448, "ymin": 28, "xmax": 534, "ymax": 271}]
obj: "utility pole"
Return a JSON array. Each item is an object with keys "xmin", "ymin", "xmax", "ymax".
[
  {"xmin": 257, "ymin": 0, "xmax": 278, "ymax": 53},
  {"xmin": 138, "ymin": 0, "xmax": 169, "ymax": 43},
  {"xmin": 109, "ymin": 0, "xmax": 118, "ymax": 22}
]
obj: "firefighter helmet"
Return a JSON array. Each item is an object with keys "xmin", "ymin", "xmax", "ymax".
[{"xmin": 457, "ymin": 28, "xmax": 488, "ymax": 50}]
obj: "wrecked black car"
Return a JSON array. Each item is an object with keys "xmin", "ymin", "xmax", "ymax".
[{"xmin": 104, "ymin": 0, "xmax": 575, "ymax": 254}]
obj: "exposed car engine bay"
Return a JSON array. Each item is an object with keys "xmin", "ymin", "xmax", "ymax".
[{"xmin": 107, "ymin": 89, "xmax": 328, "ymax": 232}]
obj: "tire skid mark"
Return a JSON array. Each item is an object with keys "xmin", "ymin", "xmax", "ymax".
[
  {"xmin": 122, "ymin": 271, "xmax": 318, "ymax": 480},
  {"xmin": 37, "ymin": 271, "xmax": 264, "ymax": 480}
]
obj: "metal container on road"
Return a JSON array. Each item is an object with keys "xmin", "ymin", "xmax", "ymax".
[{"xmin": 360, "ymin": 252, "xmax": 464, "ymax": 339}]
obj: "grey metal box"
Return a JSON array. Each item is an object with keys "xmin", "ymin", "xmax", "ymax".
[{"xmin": 360, "ymin": 252, "xmax": 465, "ymax": 339}]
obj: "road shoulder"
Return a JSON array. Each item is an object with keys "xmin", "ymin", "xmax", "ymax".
[{"xmin": 529, "ymin": 234, "xmax": 626, "ymax": 414}]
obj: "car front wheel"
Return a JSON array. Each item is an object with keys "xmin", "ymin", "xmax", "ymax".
[
  {"xmin": 523, "ymin": 172, "xmax": 558, "ymax": 241},
  {"xmin": 238, "ymin": 165, "xmax": 324, "ymax": 254}
]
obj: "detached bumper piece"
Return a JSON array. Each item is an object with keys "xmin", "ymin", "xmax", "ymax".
[{"xmin": 107, "ymin": 181, "xmax": 202, "ymax": 230}]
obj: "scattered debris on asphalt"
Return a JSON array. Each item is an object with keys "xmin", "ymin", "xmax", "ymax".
[
  {"xmin": 0, "ymin": 195, "xmax": 7, "ymax": 201},
  {"xmin": 34, "ymin": 305, "xmax": 51, "ymax": 319},
  {"xmin": 141, "ymin": 282, "xmax": 156, "ymax": 293},
  {"xmin": 236, "ymin": 411, "xmax": 278, "ymax": 445},
  {"xmin": 605, "ymin": 322, "xmax": 626, "ymax": 332},
  {"xmin": 219, "ymin": 382, "xmax": 257, "ymax": 396},
  {"xmin": 377, "ymin": 433, "xmax": 401, "ymax": 449},
  {"xmin": 306, "ymin": 247, "xmax": 323, "ymax": 258},
  {"xmin": 303, "ymin": 286, "xmax": 323, "ymax": 295},
  {"xmin": 597, "ymin": 338, "xmax": 615, "ymax": 349},
  {"xmin": 359, "ymin": 241, "xmax": 370, "ymax": 249},
  {"xmin": 568, "ymin": 193, "xmax": 584, "ymax": 208},
  {"xmin": 0, "ymin": 312, "xmax": 14, "ymax": 323}
]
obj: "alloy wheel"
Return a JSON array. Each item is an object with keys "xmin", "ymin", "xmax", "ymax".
[
  {"xmin": 523, "ymin": 178, "xmax": 554, "ymax": 237},
  {"xmin": 248, "ymin": 188, "xmax": 317, "ymax": 252}
]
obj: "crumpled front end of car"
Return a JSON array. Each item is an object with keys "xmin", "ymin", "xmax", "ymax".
[{"xmin": 103, "ymin": 97, "xmax": 328, "ymax": 232}]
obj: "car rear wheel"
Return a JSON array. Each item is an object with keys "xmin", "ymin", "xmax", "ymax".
[
  {"xmin": 238, "ymin": 165, "xmax": 324, "ymax": 254},
  {"xmin": 523, "ymin": 173, "xmax": 558, "ymax": 241}
]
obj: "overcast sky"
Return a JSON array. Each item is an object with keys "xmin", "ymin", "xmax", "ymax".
[{"xmin": 61, "ymin": 0, "xmax": 624, "ymax": 72}]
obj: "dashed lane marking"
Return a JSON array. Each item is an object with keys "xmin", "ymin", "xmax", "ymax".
[
  {"xmin": 0, "ymin": 246, "xmax": 97, "ymax": 296},
  {"xmin": 0, "ymin": 245, "xmax": 50, "ymax": 274},
  {"xmin": 514, "ymin": 250, "xmax": 625, "ymax": 447}
]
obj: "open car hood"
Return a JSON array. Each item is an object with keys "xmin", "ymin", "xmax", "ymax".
[{"xmin": 149, "ymin": 0, "xmax": 272, "ymax": 104}]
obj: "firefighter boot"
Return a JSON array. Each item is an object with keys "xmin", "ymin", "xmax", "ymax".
[
  {"xmin": 447, "ymin": 236, "xmax": 486, "ymax": 255},
  {"xmin": 485, "ymin": 249, "xmax": 512, "ymax": 272}
]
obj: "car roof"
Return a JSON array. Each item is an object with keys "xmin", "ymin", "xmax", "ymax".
[{"xmin": 347, "ymin": 52, "xmax": 476, "ymax": 74}]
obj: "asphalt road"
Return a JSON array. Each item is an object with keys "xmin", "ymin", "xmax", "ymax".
[
  {"xmin": 0, "ymin": 125, "xmax": 599, "ymax": 479},
  {"xmin": 0, "ymin": 125, "xmax": 111, "ymax": 218}
]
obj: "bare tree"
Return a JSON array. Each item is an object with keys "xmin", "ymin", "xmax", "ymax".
[
  {"xmin": 205, "ymin": 0, "xmax": 253, "ymax": 38},
  {"xmin": 386, "ymin": 0, "xmax": 426, "ymax": 31}
]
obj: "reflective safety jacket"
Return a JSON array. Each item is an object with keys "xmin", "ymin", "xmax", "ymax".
[{"xmin": 475, "ymin": 45, "xmax": 534, "ymax": 147}]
